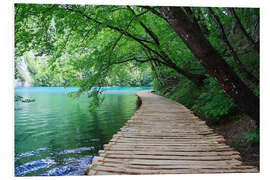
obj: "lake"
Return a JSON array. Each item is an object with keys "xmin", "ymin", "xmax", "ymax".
[{"xmin": 14, "ymin": 87, "xmax": 152, "ymax": 176}]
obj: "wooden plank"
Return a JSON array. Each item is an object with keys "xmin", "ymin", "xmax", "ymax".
[
  {"xmin": 111, "ymin": 136, "xmax": 226, "ymax": 141},
  {"xmin": 100, "ymin": 162, "xmax": 255, "ymax": 170},
  {"xmin": 95, "ymin": 171, "xmax": 124, "ymax": 175},
  {"xmin": 100, "ymin": 150, "xmax": 240, "ymax": 156},
  {"xmin": 117, "ymin": 131, "xmax": 216, "ymax": 136},
  {"xmin": 102, "ymin": 154, "xmax": 242, "ymax": 161},
  {"xmin": 120, "ymin": 128, "xmax": 214, "ymax": 133},
  {"xmin": 92, "ymin": 165, "xmax": 258, "ymax": 175},
  {"xmin": 109, "ymin": 138, "xmax": 226, "ymax": 143},
  {"xmin": 100, "ymin": 158, "xmax": 242, "ymax": 166},
  {"xmin": 112, "ymin": 134, "xmax": 224, "ymax": 139},
  {"xmin": 104, "ymin": 144, "xmax": 234, "ymax": 152},
  {"xmin": 104, "ymin": 141, "xmax": 228, "ymax": 149}
]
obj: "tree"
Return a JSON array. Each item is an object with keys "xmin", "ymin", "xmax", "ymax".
[{"xmin": 158, "ymin": 7, "xmax": 259, "ymax": 123}]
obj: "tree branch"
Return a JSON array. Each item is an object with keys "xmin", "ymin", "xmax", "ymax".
[
  {"xmin": 127, "ymin": 6, "xmax": 159, "ymax": 45},
  {"xmin": 68, "ymin": 8, "xmax": 154, "ymax": 45},
  {"xmin": 228, "ymin": 8, "xmax": 259, "ymax": 53},
  {"xmin": 109, "ymin": 57, "xmax": 152, "ymax": 66},
  {"xmin": 139, "ymin": 6, "xmax": 168, "ymax": 22},
  {"xmin": 108, "ymin": 10, "xmax": 144, "ymax": 64},
  {"xmin": 208, "ymin": 7, "xmax": 258, "ymax": 84}
]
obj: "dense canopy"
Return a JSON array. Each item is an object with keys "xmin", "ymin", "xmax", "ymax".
[{"xmin": 15, "ymin": 4, "xmax": 259, "ymax": 127}]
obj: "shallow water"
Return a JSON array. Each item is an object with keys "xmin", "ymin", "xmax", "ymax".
[{"xmin": 14, "ymin": 87, "xmax": 152, "ymax": 176}]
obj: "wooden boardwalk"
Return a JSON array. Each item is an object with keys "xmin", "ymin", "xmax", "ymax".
[{"xmin": 86, "ymin": 90, "xmax": 258, "ymax": 175}]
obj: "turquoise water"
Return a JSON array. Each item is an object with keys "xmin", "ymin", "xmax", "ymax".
[{"xmin": 14, "ymin": 87, "xmax": 152, "ymax": 176}]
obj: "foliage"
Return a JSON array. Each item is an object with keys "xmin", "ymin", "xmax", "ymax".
[
  {"xmin": 15, "ymin": 51, "xmax": 81, "ymax": 86},
  {"xmin": 87, "ymin": 88, "xmax": 105, "ymax": 110},
  {"xmin": 192, "ymin": 76, "xmax": 236, "ymax": 124},
  {"xmin": 166, "ymin": 78, "xmax": 202, "ymax": 107},
  {"xmin": 15, "ymin": 51, "xmax": 153, "ymax": 87},
  {"xmin": 243, "ymin": 126, "xmax": 259, "ymax": 144},
  {"xmin": 15, "ymin": 4, "xmax": 259, "ymax": 124},
  {"xmin": 164, "ymin": 75, "xmax": 236, "ymax": 124},
  {"xmin": 227, "ymin": 140, "xmax": 243, "ymax": 149}
]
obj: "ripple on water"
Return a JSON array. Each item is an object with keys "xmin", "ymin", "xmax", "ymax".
[
  {"xmin": 31, "ymin": 130, "xmax": 54, "ymax": 137},
  {"xmin": 40, "ymin": 156, "xmax": 93, "ymax": 176},
  {"xmin": 40, "ymin": 165, "xmax": 74, "ymax": 176},
  {"xmin": 90, "ymin": 138, "xmax": 100, "ymax": 142},
  {"xmin": 56, "ymin": 147, "xmax": 95, "ymax": 155},
  {"xmin": 15, "ymin": 158, "xmax": 56, "ymax": 176},
  {"xmin": 15, "ymin": 148, "xmax": 48, "ymax": 161}
]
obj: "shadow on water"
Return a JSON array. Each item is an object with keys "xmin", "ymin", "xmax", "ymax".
[{"xmin": 15, "ymin": 87, "xmax": 152, "ymax": 176}]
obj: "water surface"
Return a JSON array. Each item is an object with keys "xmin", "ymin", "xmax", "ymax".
[{"xmin": 15, "ymin": 87, "xmax": 151, "ymax": 176}]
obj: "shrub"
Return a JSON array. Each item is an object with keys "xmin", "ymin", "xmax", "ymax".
[
  {"xmin": 192, "ymin": 76, "xmax": 236, "ymax": 124},
  {"xmin": 243, "ymin": 125, "xmax": 259, "ymax": 144}
]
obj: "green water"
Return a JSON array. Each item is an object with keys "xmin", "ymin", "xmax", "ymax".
[{"xmin": 14, "ymin": 87, "xmax": 151, "ymax": 176}]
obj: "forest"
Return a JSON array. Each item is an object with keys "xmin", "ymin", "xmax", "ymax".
[{"xmin": 15, "ymin": 4, "xmax": 259, "ymax": 168}]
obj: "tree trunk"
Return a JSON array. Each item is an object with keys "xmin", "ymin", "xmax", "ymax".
[{"xmin": 159, "ymin": 7, "xmax": 259, "ymax": 123}]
